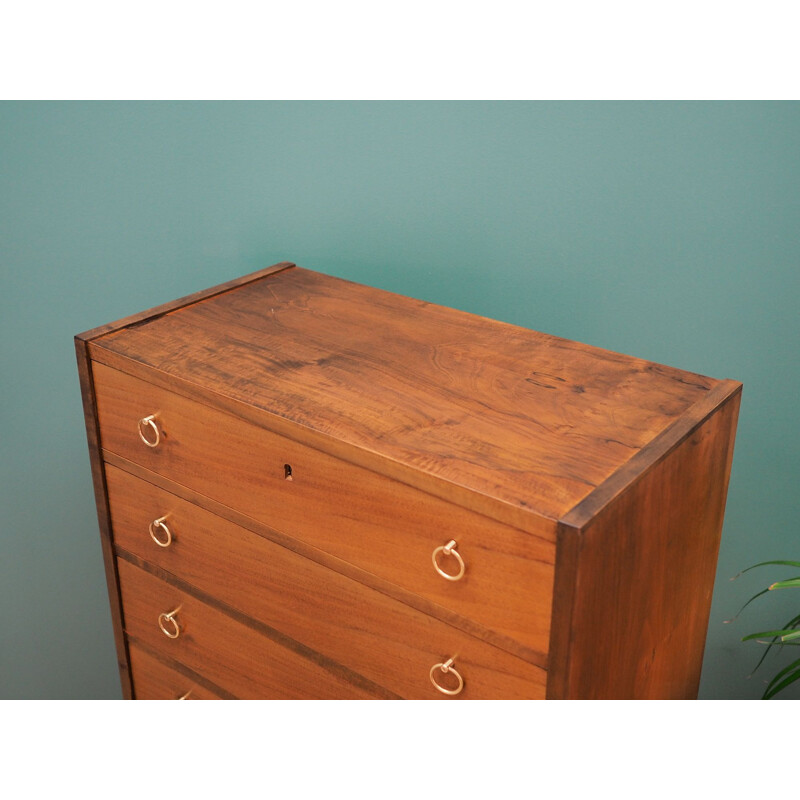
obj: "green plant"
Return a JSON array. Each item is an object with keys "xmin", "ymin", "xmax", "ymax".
[{"xmin": 728, "ymin": 560, "xmax": 800, "ymax": 699}]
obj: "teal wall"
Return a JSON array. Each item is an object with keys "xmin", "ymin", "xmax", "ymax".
[{"xmin": 2, "ymin": 101, "xmax": 798, "ymax": 699}]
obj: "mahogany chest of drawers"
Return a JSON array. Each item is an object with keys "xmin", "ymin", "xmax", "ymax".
[{"xmin": 76, "ymin": 262, "xmax": 741, "ymax": 699}]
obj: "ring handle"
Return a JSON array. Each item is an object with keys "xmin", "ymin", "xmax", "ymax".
[
  {"xmin": 432, "ymin": 540, "xmax": 465, "ymax": 581},
  {"xmin": 158, "ymin": 606, "xmax": 182, "ymax": 639},
  {"xmin": 148, "ymin": 516, "xmax": 172, "ymax": 548},
  {"xmin": 429, "ymin": 657, "xmax": 464, "ymax": 696},
  {"xmin": 137, "ymin": 414, "xmax": 161, "ymax": 448}
]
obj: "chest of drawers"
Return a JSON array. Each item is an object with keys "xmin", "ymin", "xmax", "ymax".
[{"xmin": 76, "ymin": 261, "xmax": 741, "ymax": 699}]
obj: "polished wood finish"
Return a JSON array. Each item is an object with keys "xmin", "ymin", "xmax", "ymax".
[
  {"xmin": 107, "ymin": 465, "xmax": 546, "ymax": 699},
  {"xmin": 76, "ymin": 262, "xmax": 741, "ymax": 699},
  {"xmin": 128, "ymin": 642, "xmax": 225, "ymax": 700}
]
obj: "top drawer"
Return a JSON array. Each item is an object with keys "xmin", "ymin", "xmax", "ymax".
[{"xmin": 91, "ymin": 360, "xmax": 555, "ymax": 659}]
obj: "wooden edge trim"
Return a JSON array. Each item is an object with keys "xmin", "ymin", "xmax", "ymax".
[
  {"xmin": 75, "ymin": 261, "xmax": 296, "ymax": 343},
  {"xmin": 74, "ymin": 337, "xmax": 133, "ymax": 699},
  {"xmin": 545, "ymin": 520, "xmax": 582, "ymax": 699},
  {"xmin": 719, "ymin": 386, "xmax": 743, "ymax": 521},
  {"xmin": 127, "ymin": 638, "xmax": 238, "ymax": 700},
  {"xmin": 102, "ymin": 451, "xmax": 549, "ymax": 670},
  {"xmin": 561, "ymin": 379, "xmax": 743, "ymax": 530},
  {"xmin": 118, "ymin": 550, "xmax": 401, "ymax": 700}
]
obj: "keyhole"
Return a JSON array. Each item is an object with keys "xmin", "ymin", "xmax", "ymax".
[{"xmin": 284, "ymin": 463, "xmax": 293, "ymax": 481}]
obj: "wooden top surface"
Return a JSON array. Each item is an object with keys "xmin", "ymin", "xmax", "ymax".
[{"xmin": 91, "ymin": 265, "xmax": 736, "ymax": 522}]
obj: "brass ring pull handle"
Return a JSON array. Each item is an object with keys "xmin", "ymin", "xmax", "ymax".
[
  {"xmin": 430, "ymin": 657, "xmax": 464, "ymax": 696},
  {"xmin": 158, "ymin": 606, "xmax": 182, "ymax": 639},
  {"xmin": 137, "ymin": 414, "xmax": 161, "ymax": 448},
  {"xmin": 148, "ymin": 516, "xmax": 172, "ymax": 548},
  {"xmin": 177, "ymin": 690, "xmax": 192, "ymax": 700},
  {"xmin": 432, "ymin": 540, "xmax": 465, "ymax": 581}
]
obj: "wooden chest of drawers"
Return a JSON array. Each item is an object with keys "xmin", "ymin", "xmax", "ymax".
[{"xmin": 76, "ymin": 262, "xmax": 741, "ymax": 699}]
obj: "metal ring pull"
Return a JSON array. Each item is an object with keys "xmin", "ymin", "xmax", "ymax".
[
  {"xmin": 429, "ymin": 657, "xmax": 464, "ymax": 696},
  {"xmin": 148, "ymin": 515, "xmax": 173, "ymax": 548},
  {"xmin": 158, "ymin": 606, "xmax": 182, "ymax": 639},
  {"xmin": 137, "ymin": 414, "xmax": 161, "ymax": 448},
  {"xmin": 177, "ymin": 690, "xmax": 192, "ymax": 700},
  {"xmin": 432, "ymin": 540, "xmax": 465, "ymax": 581}
]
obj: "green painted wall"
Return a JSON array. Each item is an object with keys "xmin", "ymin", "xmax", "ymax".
[{"xmin": 2, "ymin": 101, "xmax": 797, "ymax": 699}]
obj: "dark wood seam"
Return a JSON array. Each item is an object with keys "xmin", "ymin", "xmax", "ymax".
[
  {"xmin": 127, "ymin": 636, "xmax": 238, "ymax": 700},
  {"xmin": 545, "ymin": 521, "xmax": 581, "ymax": 700},
  {"xmin": 117, "ymin": 549, "xmax": 402, "ymax": 700}
]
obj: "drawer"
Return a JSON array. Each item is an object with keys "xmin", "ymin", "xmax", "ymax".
[
  {"xmin": 116, "ymin": 559, "xmax": 389, "ymax": 699},
  {"xmin": 108, "ymin": 464, "xmax": 547, "ymax": 699},
  {"xmin": 128, "ymin": 642, "xmax": 224, "ymax": 700},
  {"xmin": 93, "ymin": 361, "xmax": 555, "ymax": 657}
]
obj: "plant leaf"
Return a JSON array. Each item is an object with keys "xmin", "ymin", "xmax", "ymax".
[
  {"xmin": 763, "ymin": 659, "xmax": 800, "ymax": 699},
  {"xmin": 744, "ymin": 613, "xmax": 800, "ymax": 676},
  {"xmin": 742, "ymin": 629, "xmax": 800, "ymax": 642},
  {"xmin": 724, "ymin": 587, "xmax": 771, "ymax": 623},
  {"xmin": 732, "ymin": 560, "xmax": 800, "ymax": 580},
  {"xmin": 769, "ymin": 577, "xmax": 800, "ymax": 590},
  {"xmin": 763, "ymin": 657, "xmax": 800, "ymax": 692}
]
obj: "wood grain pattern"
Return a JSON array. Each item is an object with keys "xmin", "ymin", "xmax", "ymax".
[
  {"xmin": 92, "ymin": 266, "xmax": 718, "ymax": 522},
  {"xmin": 117, "ymin": 559, "xmax": 392, "ymax": 700},
  {"xmin": 128, "ymin": 642, "xmax": 225, "ymax": 700},
  {"xmin": 107, "ymin": 464, "xmax": 547, "ymax": 699},
  {"xmin": 93, "ymin": 361, "xmax": 556, "ymax": 657},
  {"xmin": 548, "ymin": 386, "xmax": 742, "ymax": 699},
  {"xmin": 74, "ymin": 337, "xmax": 132, "ymax": 699}
]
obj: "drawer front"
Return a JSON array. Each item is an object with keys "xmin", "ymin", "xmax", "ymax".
[
  {"xmin": 108, "ymin": 465, "xmax": 546, "ymax": 699},
  {"xmin": 116, "ymin": 559, "xmax": 387, "ymax": 699},
  {"xmin": 128, "ymin": 642, "xmax": 223, "ymax": 700},
  {"xmin": 93, "ymin": 361, "xmax": 555, "ymax": 656}
]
